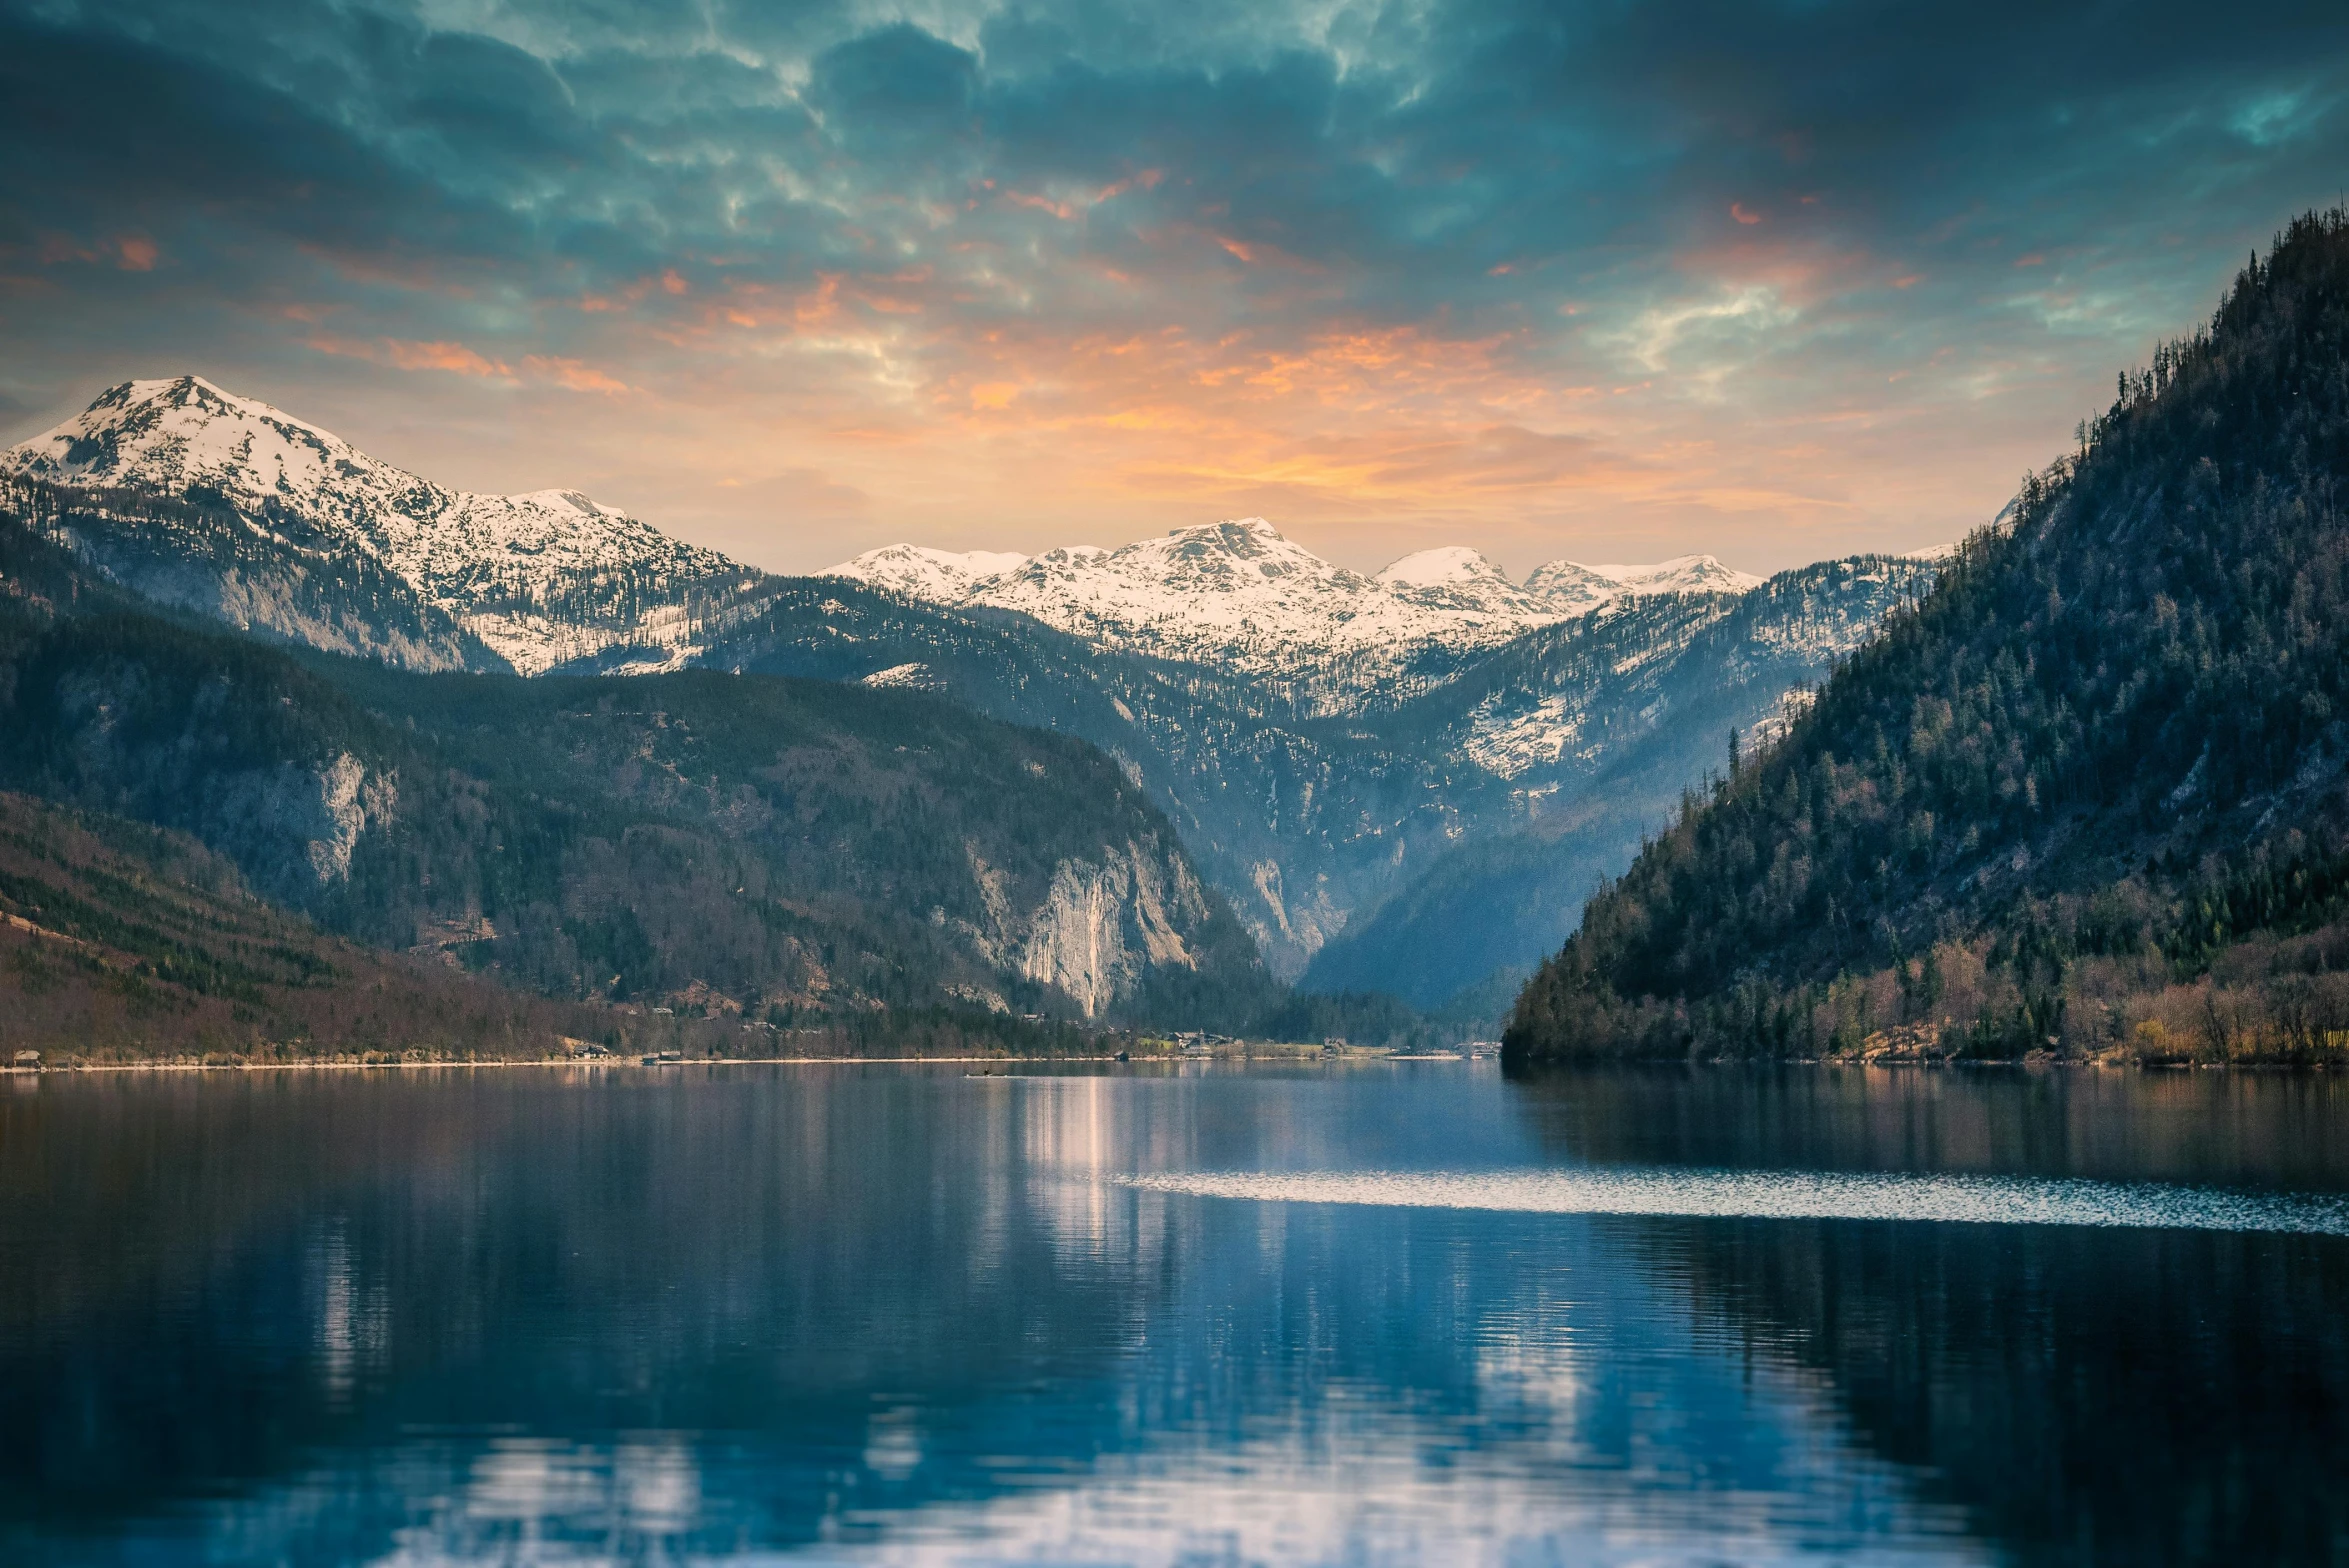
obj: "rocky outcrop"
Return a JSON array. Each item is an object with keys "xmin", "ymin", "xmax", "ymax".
[
  {"xmin": 960, "ymin": 839, "xmax": 1212, "ymax": 1018},
  {"xmin": 159, "ymin": 751, "xmax": 399, "ymax": 900},
  {"xmin": 1013, "ymin": 845, "xmax": 1205, "ymax": 1018}
]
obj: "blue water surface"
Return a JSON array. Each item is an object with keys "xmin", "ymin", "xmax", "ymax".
[{"xmin": 3, "ymin": 1061, "xmax": 2347, "ymax": 1566}]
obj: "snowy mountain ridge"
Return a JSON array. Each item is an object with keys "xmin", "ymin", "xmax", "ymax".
[
  {"xmin": 1, "ymin": 376, "xmax": 751, "ymax": 673},
  {"xmin": 0, "ymin": 374, "xmax": 1938, "ymax": 1005},
  {"xmin": 824, "ymin": 522, "xmax": 1760, "ymax": 690},
  {"xmin": 5, "ymin": 377, "xmax": 1769, "ymax": 690}
]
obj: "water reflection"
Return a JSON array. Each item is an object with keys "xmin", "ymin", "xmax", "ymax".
[{"xmin": 0, "ymin": 1063, "xmax": 2342, "ymax": 1564}]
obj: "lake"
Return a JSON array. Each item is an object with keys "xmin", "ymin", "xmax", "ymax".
[{"xmin": 4, "ymin": 1060, "xmax": 2348, "ymax": 1565}]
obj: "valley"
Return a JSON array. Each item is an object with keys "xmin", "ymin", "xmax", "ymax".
[{"xmin": 0, "ymin": 384, "xmax": 1930, "ymax": 1039}]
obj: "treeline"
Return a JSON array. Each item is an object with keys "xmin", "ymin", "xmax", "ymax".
[{"xmin": 1507, "ymin": 208, "xmax": 2349, "ymax": 1066}]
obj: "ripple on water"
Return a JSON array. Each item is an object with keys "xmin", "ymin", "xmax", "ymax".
[{"xmin": 1114, "ymin": 1166, "xmax": 2349, "ymax": 1234}]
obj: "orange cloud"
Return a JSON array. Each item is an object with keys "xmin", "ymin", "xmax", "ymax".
[
  {"xmin": 304, "ymin": 333, "xmax": 513, "ymax": 380},
  {"xmin": 522, "ymin": 355, "xmax": 632, "ymax": 394},
  {"xmin": 384, "ymin": 339, "xmax": 510, "ymax": 377},
  {"xmin": 116, "ymin": 236, "xmax": 158, "ymax": 271},
  {"xmin": 1006, "ymin": 190, "xmax": 1079, "ymax": 221}
]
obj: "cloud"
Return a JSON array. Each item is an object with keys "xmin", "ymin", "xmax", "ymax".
[
  {"xmin": 522, "ymin": 355, "xmax": 634, "ymax": 394},
  {"xmin": 307, "ymin": 334, "xmax": 514, "ymax": 379},
  {"xmin": 0, "ymin": 0, "xmax": 2345, "ymax": 572}
]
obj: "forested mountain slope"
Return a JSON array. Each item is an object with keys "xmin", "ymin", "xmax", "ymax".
[
  {"xmin": 0, "ymin": 514, "xmax": 1268, "ymax": 1037},
  {"xmin": 0, "ymin": 789, "xmax": 612, "ymax": 1061},
  {"xmin": 1507, "ymin": 209, "xmax": 2349, "ymax": 1065}
]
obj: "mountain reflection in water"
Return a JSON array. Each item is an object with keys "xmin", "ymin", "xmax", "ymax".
[{"xmin": 0, "ymin": 1064, "xmax": 2344, "ymax": 1565}]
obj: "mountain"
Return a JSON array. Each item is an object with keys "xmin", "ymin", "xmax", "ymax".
[
  {"xmin": 824, "ymin": 519, "xmax": 1761, "ymax": 708},
  {"xmin": 1, "ymin": 377, "xmax": 764, "ymax": 674},
  {"xmin": 0, "ymin": 377, "xmax": 1919, "ymax": 1015},
  {"xmin": 1523, "ymin": 554, "xmax": 1767, "ymax": 615},
  {"xmin": 1302, "ymin": 555, "xmax": 1930, "ymax": 1006},
  {"xmin": 0, "ymin": 502, "xmax": 1270, "ymax": 1035},
  {"xmin": 0, "ymin": 787, "xmax": 629, "ymax": 1061},
  {"xmin": 697, "ymin": 555, "xmax": 1931, "ymax": 996},
  {"xmin": 1505, "ymin": 208, "xmax": 2349, "ymax": 1066}
]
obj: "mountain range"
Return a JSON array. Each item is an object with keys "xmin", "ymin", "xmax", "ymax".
[
  {"xmin": 0, "ymin": 376, "xmax": 1936, "ymax": 1032},
  {"xmin": 0, "ymin": 492, "xmax": 1271, "ymax": 1052},
  {"xmin": 824, "ymin": 527, "xmax": 1760, "ymax": 706}
]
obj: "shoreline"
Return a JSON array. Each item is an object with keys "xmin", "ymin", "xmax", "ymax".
[
  {"xmin": 4, "ymin": 1055, "xmax": 1136, "ymax": 1074},
  {"xmin": 11, "ymin": 1051, "xmax": 2341, "ymax": 1075}
]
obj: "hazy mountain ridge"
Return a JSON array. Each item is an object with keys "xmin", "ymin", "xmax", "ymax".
[
  {"xmin": 695, "ymin": 558, "xmax": 1930, "ymax": 996},
  {"xmin": 1300, "ymin": 556, "xmax": 1936, "ymax": 1005}
]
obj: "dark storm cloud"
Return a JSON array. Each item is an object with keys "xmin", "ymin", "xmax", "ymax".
[{"xmin": 7, "ymin": 0, "xmax": 2341, "ymax": 324}]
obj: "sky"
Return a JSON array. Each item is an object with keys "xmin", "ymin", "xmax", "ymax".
[{"xmin": 1, "ymin": 1, "xmax": 2345, "ymax": 577}]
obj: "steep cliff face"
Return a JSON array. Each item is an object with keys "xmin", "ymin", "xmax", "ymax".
[{"xmin": 1002, "ymin": 843, "xmax": 1210, "ymax": 1018}]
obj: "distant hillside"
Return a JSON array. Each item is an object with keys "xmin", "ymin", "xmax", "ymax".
[
  {"xmin": 0, "ymin": 789, "xmax": 601, "ymax": 1062},
  {"xmin": 1507, "ymin": 209, "xmax": 2349, "ymax": 1065},
  {"xmin": 0, "ymin": 513, "xmax": 1270, "ymax": 1040}
]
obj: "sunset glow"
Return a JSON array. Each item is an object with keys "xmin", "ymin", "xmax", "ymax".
[{"xmin": 2, "ymin": 1, "xmax": 2343, "ymax": 574}]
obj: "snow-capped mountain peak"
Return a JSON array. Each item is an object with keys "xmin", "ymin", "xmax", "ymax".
[
  {"xmin": 3, "ymin": 376, "xmax": 748, "ymax": 673},
  {"xmin": 1580, "ymin": 553, "xmax": 1761, "ymax": 591},
  {"xmin": 1522, "ymin": 552, "xmax": 1763, "ymax": 614},
  {"xmin": 1375, "ymin": 546, "xmax": 1503, "ymax": 588},
  {"xmin": 1373, "ymin": 546, "xmax": 1554, "ymax": 618},
  {"xmin": 824, "ymin": 518, "xmax": 1764, "ymax": 701},
  {"xmin": 836, "ymin": 542, "xmax": 1033, "ymax": 600},
  {"xmin": 15, "ymin": 375, "xmax": 370, "ymax": 498}
]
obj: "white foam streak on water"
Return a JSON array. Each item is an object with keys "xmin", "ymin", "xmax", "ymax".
[{"xmin": 1114, "ymin": 1167, "xmax": 2349, "ymax": 1234}]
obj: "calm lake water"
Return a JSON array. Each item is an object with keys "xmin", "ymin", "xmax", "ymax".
[{"xmin": 5, "ymin": 1061, "xmax": 2349, "ymax": 1566}]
